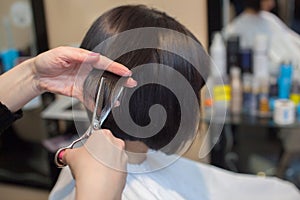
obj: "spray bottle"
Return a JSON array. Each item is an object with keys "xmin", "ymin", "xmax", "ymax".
[{"xmin": 209, "ymin": 32, "xmax": 230, "ymax": 116}]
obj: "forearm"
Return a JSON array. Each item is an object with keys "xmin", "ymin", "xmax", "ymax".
[{"xmin": 0, "ymin": 58, "xmax": 41, "ymax": 112}]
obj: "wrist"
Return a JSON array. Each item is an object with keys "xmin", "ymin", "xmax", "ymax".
[
  {"xmin": 75, "ymin": 172, "xmax": 123, "ymax": 200},
  {"xmin": 0, "ymin": 58, "xmax": 42, "ymax": 112},
  {"xmin": 28, "ymin": 57, "xmax": 44, "ymax": 95},
  {"xmin": 75, "ymin": 175, "xmax": 106, "ymax": 200}
]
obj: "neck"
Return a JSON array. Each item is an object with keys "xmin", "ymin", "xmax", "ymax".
[
  {"xmin": 244, "ymin": 8, "xmax": 260, "ymax": 15},
  {"xmin": 125, "ymin": 141, "xmax": 148, "ymax": 164}
]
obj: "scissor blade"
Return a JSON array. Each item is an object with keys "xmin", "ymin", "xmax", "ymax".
[
  {"xmin": 92, "ymin": 76, "xmax": 125, "ymax": 130},
  {"xmin": 91, "ymin": 77, "xmax": 106, "ymax": 130},
  {"xmin": 99, "ymin": 86, "xmax": 124, "ymax": 126}
]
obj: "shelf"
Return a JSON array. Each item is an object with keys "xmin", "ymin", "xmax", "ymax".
[{"xmin": 203, "ymin": 113, "xmax": 300, "ymax": 128}]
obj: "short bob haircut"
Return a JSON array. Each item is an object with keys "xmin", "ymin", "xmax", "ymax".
[{"xmin": 81, "ymin": 5, "xmax": 205, "ymax": 153}]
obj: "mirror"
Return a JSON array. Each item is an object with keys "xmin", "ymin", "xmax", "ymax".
[{"xmin": 208, "ymin": 0, "xmax": 300, "ymax": 45}]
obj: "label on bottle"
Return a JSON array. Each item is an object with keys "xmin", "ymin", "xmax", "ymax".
[{"xmin": 213, "ymin": 85, "xmax": 231, "ymax": 101}]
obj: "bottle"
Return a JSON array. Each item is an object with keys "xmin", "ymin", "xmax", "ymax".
[
  {"xmin": 1, "ymin": 49, "xmax": 19, "ymax": 72},
  {"xmin": 230, "ymin": 67, "xmax": 242, "ymax": 115},
  {"xmin": 290, "ymin": 66, "xmax": 300, "ymax": 106},
  {"xmin": 278, "ymin": 62, "xmax": 293, "ymax": 99},
  {"xmin": 258, "ymin": 78, "xmax": 270, "ymax": 117},
  {"xmin": 253, "ymin": 34, "xmax": 269, "ymax": 79},
  {"xmin": 209, "ymin": 32, "xmax": 230, "ymax": 117},
  {"xmin": 269, "ymin": 76, "xmax": 278, "ymax": 112},
  {"xmin": 239, "ymin": 48, "xmax": 253, "ymax": 74},
  {"xmin": 0, "ymin": 56, "xmax": 3, "ymax": 75},
  {"xmin": 213, "ymin": 74, "xmax": 231, "ymax": 117},
  {"xmin": 250, "ymin": 77, "xmax": 260, "ymax": 116},
  {"xmin": 210, "ymin": 32, "xmax": 226, "ymax": 76},
  {"xmin": 297, "ymin": 104, "xmax": 300, "ymax": 121},
  {"xmin": 227, "ymin": 35, "xmax": 240, "ymax": 74},
  {"xmin": 290, "ymin": 80, "xmax": 300, "ymax": 106},
  {"xmin": 242, "ymin": 73, "xmax": 253, "ymax": 114}
]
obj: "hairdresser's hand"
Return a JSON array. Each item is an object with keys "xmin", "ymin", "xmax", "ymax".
[
  {"xmin": 32, "ymin": 46, "xmax": 134, "ymax": 101},
  {"xmin": 62, "ymin": 129, "xmax": 127, "ymax": 200}
]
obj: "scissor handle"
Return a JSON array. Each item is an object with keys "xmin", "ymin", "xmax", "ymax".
[
  {"xmin": 54, "ymin": 147, "xmax": 68, "ymax": 168},
  {"xmin": 54, "ymin": 133, "xmax": 89, "ymax": 168}
]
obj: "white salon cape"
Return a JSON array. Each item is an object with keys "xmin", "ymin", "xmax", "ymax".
[
  {"xmin": 49, "ymin": 150, "xmax": 300, "ymax": 200},
  {"xmin": 223, "ymin": 11, "xmax": 300, "ymax": 73}
]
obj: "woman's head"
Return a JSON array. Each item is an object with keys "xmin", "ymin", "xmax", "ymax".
[
  {"xmin": 81, "ymin": 5, "xmax": 206, "ymax": 154},
  {"xmin": 243, "ymin": 0, "xmax": 261, "ymax": 12},
  {"xmin": 243, "ymin": 0, "xmax": 275, "ymax": 12},
  {"xmin": 260, "ymin": 0, "xmax": 275, "ymax": 11}
]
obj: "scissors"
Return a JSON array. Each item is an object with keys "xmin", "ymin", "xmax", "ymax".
[{"xmin": 54, "ymin": 76, "xmax": 124, "ymax": 168}]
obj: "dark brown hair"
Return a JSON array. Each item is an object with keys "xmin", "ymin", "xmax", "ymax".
[
  {"xmin": 243, "ymin": 0, "xmax": 261, "ymax": 12},
  {"xmin": 81, "ymin": 5, "xmax": 206, "ymax": 153}
]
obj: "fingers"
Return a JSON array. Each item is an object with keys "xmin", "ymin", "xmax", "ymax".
[
  {"xmin": 56, "ymin": 46, "xmax": 132, "ymax": 77},
  {"xmin": 55, "ymin": 46, "xmax": 96, "ymax": 64},
  {"xmin": 59, "ymin": 129, "xmax": 127, "ymax": 173},
  {"xmin": 125, "ymin": 77, "xmax": 137, "ymax": 88},
  {"xmin": 95, "ymin": 55, "xmax": 132, "ymax": 76},
  {"xmin": 61, "ymin": 149, "xmax": 71, "ymax": 166},
  {"xmin": 100, "ymin": 129, "xmax": 126, "ymax": 149},
  {"xmin": 85, "ymin": 130, "xmax": 127, "ymax": 171}
]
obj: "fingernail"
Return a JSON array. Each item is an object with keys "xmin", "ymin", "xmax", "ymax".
[
  {"xmin": 127, "ymin": 78, "xmax": 137, "ymax": 87},
  {"xmin": 58, "ymin": 150, "xmax": 65, "ymax": 161},
  {"xmin": 123, "ymin": 70, "xmax": 132, "ymax": 76},
  {"xmin": 89, "ymin": 52, "xmax": 99, "ymax": 57}
]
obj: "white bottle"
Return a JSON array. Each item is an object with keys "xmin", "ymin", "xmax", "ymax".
[
  {"xmin": 230, "ymin": 67, "xmax": 242, "ymax": 115},
  {"xmin": 210, "ymin": 32, "xmax": 226, "ymax": 77},
  {"xmin": 253, "ymin": 34, "xmax": 269, "ymax": 78},
  {"xmin": 209, "ymin": 32, "xmax": 229, "ymax": 116}
]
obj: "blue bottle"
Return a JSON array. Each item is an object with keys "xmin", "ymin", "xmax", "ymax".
[
  {"xmin": 1, "ymin": 49, "xmax": 19, "ymax": 72},
  {"xmin": 278, "ymin": 63, "xmax": 293, "ymax": 99}
]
